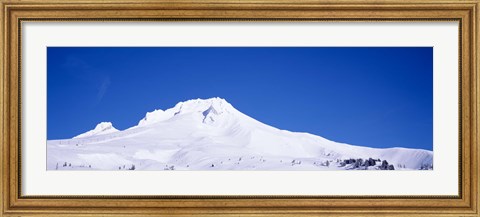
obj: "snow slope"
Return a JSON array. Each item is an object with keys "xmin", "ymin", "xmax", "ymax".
[{"xmin": 47, "ymin": 97, "xmax": 433, "ymax": 171}]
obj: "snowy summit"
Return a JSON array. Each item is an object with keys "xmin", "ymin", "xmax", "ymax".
[
  {"xmin": 137, "ymin": 97, "xmax": 233, "ymax": 127},
  {"xmin": 73, "ymin": 122, "xmax": 119, "ymax": 139},
  {"xmin": 48, "ymin": 97, "xmax": 433, "ymax": 171}
]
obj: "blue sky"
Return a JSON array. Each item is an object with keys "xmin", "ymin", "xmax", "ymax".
[{"xmin": 47, "ymin": 47, "xmax": 433, "ymax": 150}]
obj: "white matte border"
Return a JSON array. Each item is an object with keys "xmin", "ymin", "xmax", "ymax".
[{"xmin": 22, "ymin": 22, "xmax": 459, "ymax": 196}]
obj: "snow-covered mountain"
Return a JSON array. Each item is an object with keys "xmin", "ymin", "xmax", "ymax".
[{"xmin": 47, "ymin": 97, "xmax": 433, "ymax": 171}]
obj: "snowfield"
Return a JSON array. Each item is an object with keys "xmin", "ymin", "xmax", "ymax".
[{"xmin": 47, "ymin": 97, "xmax": 433, "ymax": 171}]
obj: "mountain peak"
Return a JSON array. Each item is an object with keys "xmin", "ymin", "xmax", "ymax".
[
  {"xmin": 138, "ymin": 97, "xmax": 237, "ymax": 127},
  {"xmin": 73, "ymin": 122, "xmax": 119, "ymax": 139},
  {"xmin": 176, "ymin": 97, "xmax": 232, "ymax": 112}
]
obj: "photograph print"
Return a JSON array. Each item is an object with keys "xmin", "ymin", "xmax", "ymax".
[{"xmin": 47, "ymin": 47, "xmax": 433, "ymax": 171}]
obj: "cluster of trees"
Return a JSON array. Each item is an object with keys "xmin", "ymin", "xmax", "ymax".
[
  {"xmin": 164, "ymin": 165, "xmax": 175, "ymax": 170},
  {"xmin": 419, "ymin": 163, "xmax": 433, "ymax": 170},
  {"xmin": 291, "ymin": 159, "xmax": 302, "ymax": 166},
  {"xmin": 56, "ymin": 162, "xmax": 91, "ymax": 169},
  {"xmin": 378, "ymin": 160, "xmax": 395, "ymax": 170},
  {"xmin": 340, "ymin": 158, "xmax": 394, "ymax": 170},
  {"xmin": 118, "ymin": 164, "xmax": 135, "ymax": 170}
]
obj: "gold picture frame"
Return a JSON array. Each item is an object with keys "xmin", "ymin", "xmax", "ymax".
[{"xmin": 1, "ymin": 0, "xmax": 478, "ymax": 216}]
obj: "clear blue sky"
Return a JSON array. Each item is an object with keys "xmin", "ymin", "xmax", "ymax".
[{"xmin": 47, "ymin": 47, "xmax": 433, "ymax": 150}]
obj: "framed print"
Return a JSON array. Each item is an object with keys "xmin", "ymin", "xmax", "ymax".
[{"xmin": 1, "ymin": 0, "xmax": 478, "ymax": 216}]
